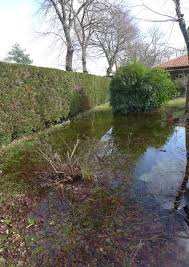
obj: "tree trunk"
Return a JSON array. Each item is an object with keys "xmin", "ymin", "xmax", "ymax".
[
  {"xmin": 106, "ymin": 63, "xmax": 113, "ymax": 76},
  {"xmin": 185, "ymin": 52, "xmax": 189, "ymax": 119},
  {"xmin": 173, "ymin": 0, "xmax": 189, "ymax": 116},
  {"xmin": 174, "ymin": 123, "xmax": 189, "ymax": 210},
  {"xmin": 66, "ymin": 46, "xmax": 74, "ymax": 72},
  {"xmin": 185, "ymin": 72, "xmax": 189, "ymax": 116},
  {"xmin": 82, "ymin": 46, "xmax": 88, "ymax": 73}
]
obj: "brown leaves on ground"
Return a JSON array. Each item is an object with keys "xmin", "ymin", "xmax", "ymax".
[
  {"xmin": 0, "ymin": 194, "xmax": 42, "ymax": 266},
  {"xmin": 0, "ymin": 179, "xmax": 186, "ymax": 267}
]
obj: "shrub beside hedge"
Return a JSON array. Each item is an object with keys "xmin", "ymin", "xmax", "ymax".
[
  {"xmin": 0, "ymin": 62, "xmax": 110, "ymax": 144},
  {"xmin": 110, "ymin": 63, "xmax": 177, "ymax": 114}
]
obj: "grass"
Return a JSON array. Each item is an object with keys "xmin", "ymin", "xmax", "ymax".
[
  {"xmin": 162, "ymin": 97, "xmax": 185, "ymax": 119},
  {"xmin": 165, "ymin": 97, "xmax": 185, "ymax": 109},
  {"xmin": 93, "ymin": 98, "xmax": 186, "ymax": 120},
  {"xmin": 92, "ymin": 102, "xmax": 110, "ymax": 112},
  {"xmin": 93, "ymin": 98, "xmax": 186, "ymax": 118}
]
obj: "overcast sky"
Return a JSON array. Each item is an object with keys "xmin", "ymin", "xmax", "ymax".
[{"xmin": 0, "ymin": 0, "xmax": 188, "ymax": 75}]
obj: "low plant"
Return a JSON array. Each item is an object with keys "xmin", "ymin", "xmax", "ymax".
[{"xmin": 37, "ymin": 138, "xmax": 97, "ymax": 185}]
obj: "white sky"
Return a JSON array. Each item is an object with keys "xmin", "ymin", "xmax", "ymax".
[
  {"xmin": 128, "ymin": 0, "xmax": 189, "ymax": 49},
  {"xmin": 0, "ymin": 0, "xmax": 188, "ymax": 75}
]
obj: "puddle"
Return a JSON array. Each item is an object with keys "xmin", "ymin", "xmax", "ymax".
[
  {"xmin": 134, "ymin": 126, "xmax": 186, "ymax": 210},
  {"xmin": 1, "ymin": 109, "xmax": 189, "ymax": 266}
]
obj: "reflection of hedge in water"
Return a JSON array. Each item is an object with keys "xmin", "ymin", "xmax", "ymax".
[
  {"xmin": 112, "ymin": 114, "xmax": 173, "ymax": 159},
  {"xmin": 37, "ymin": 109, "xmax": 113, "ymax": 157},
  {"xmin": 0, "ymin": 109, "xmax": 113, "ymax": 198},
  {"xmin": 0, "ymin": 62, "xmax": 110, "ymax": 145},
  {"xmin": 39, "ymin": 112, "xmax": 172, "ymax": 162}
]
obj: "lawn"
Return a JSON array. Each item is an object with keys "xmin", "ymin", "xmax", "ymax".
[{"xmin": 162, "ymin": 97, "xmax": 185, "ymax": 119}]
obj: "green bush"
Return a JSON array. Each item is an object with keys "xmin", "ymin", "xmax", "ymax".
[
  {"xmin": 110, "ymin": 63, "xmax": 177, "ymax": 114},
  {"xmin": 0, "ymin": 62, "xmax": 110, "ymax": 145}
]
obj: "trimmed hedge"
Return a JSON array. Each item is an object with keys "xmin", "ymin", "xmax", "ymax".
[{"xmin": 0, "ymin": 62, "xmax": 110, "ymax": 144}]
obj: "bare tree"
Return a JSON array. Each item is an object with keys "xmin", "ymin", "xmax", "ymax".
[
  {"xmin": 122, "ymin": 27, "xmax": 173, "ymax": 67},
  {"xmin": 92, "ymin": 4, "xmax": 138, "ymax": 76},
  {"xmin": 73, "ymin": 0, "xmax": 101, "ymax": 73},
  {"xmin": 144, "ymin": 27, "xmax": 173, "ymax": 66},
  {"xmin": 40, "ymin": 0, "xmax": 92, "ymax": 71},
  {"xmin": 172, "ymin": 0, "xmax": 189, "ymax": 114}
]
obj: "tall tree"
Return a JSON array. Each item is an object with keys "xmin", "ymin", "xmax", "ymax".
[
  {"xmin": 40, "ymin": 0, "xmax": 92, "ymax": 71},
  {"xmin": 122, "ymin": 27, "xmax": 173, "ymax": 67},
  {"xmin": 73, "ymin": 0, "xmax": 101, "ymax": 73},
  {"xmin": 172, "ymin": 0, "xmax": 189, "ymax": 115},
  {"xmin": 92, "ymin": 4, "xmax": 138, "ymax": 76},
  {"xmin": 5, "ymin": 43, "xmax": 33, "ymax": 65}
]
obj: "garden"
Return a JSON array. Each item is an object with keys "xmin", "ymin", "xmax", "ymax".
[{"xmin": 0, "ymin": 62, "xmax": 189, "ymax": 266}]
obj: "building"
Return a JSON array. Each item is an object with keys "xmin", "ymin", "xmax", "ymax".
[
  {"xmin": 158, "ymin": 55, "xmax": 189, "ymax": 96},
  {"xmin": 158, "ymin": 55, "xmax": 189, "ymax": 74}
]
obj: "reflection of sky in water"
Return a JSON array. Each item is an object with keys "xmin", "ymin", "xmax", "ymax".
[
  {"xmin": 100, "ymin": 128, "xmax": 112, "ymax": 142},
  {"xmin": 134, "ymin": 127, "xmax": 186, "ymax": 209},
  {"xmin": 98, "ymin": 126, "xmax": 187, "ymax": 209},
  {"xmin": 98, "ymin": 128, "xmax": 113, "ymax": 158}
]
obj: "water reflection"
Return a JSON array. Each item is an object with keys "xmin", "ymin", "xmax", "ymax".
[
  {"xmin": 111, "ymin": 113, "xmax": 173, "ymax": 160},
  {"xmin": 174, "ymin": 123, "xmax": 189, "ymax": 226},
  {"xmin": 2, "ymin": 109, "xmax": 189, "ymax": 266},
  {"xmin": 134, "ymin": 126, "xmax": 186, "ymax": 210}
]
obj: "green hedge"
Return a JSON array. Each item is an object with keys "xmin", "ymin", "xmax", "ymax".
[{"xmin": 0, "ymin": 62, "xmax": 110, "ymax": 144}]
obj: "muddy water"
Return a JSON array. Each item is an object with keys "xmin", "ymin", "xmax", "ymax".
[{"xmin": 1, "ymin": 109, "xmax": 189, "ymax": 266}]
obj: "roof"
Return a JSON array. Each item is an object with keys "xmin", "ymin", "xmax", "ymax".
[{"xmin": 158, "ymin": 55, "xmax": 189, "ymax": 69}]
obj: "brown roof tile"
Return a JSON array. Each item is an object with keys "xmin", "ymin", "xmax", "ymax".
[{"xmin": 158, "ymin": 55, "xmax": 189, "ymax": 69}]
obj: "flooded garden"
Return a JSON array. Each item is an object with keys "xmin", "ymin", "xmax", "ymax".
[
  {"xmin": 1, "ymin": 0, "xmax": 189, "ymax": 264},
  {"xmin": 1, "ymin": 105, "xmax": 189, "ymax": 266}
]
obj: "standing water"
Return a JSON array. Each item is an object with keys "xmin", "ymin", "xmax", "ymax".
[{"xmin": 1, "ymin": 108, "xmax": 189, "ymax": 266}]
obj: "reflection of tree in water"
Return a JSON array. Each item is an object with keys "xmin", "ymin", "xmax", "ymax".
[
  {"xmin": 174, "ymin": 123, "xmax": 189, "ymax": 225},
  {"xmin": 112, "ymin": 113, "xmax": 173, "ymax": 161}
]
